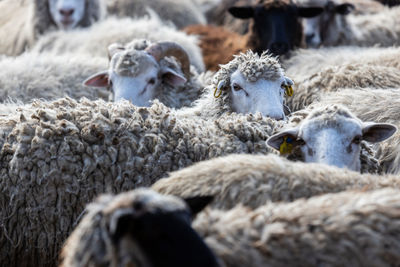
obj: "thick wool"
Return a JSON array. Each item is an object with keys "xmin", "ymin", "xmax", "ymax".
[
  {"xmin": 153, "ymin": 153, "xmax": 399, "ymax": 210},
  {"xmin": 32, "ymin": 16, "xmax": 205, "ymax": 72},
  {"xmin": 106, "ymin": 0, "xmax": 206, "ymax": 29},
  {"xmin": 59, "ymin": 189, "xmax": 190, "ymax": 267},
  {"xmin": 194, "ymin": 188, "xmax": 400, "ymax": 266},
  {"xmin": 0, "ymin": 52, "xmax": 110, "ymax": 103},
  {"xmin": 287, "ymin": 63, "xmax": 400, "ymax": 111},
  {"xmin": 317, "ymin": 88, "xmax": 400, "ymax": 174},
  {"xmin": 0, "ymin": 0, "xmax": 105, "ymax": 56}
]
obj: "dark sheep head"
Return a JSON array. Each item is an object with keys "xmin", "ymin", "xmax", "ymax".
[{"xmin": 229, "ymin": 0, "xmax": 324, "ymax": 56}]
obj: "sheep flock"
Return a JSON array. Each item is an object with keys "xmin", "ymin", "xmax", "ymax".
[{"xmin": 1, "ymin": 0, "xmax": 400, "ymax": 266}]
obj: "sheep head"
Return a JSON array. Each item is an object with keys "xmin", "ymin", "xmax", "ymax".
[
  {"xmin": 228, "ymin": 0, "xmax": 324, "ymax": 56},
  {"xmin": 301, "ymin": 0, "xmax": 355, "ymax": 47},
  {"xmin": 47, "ymin": 0, "xmax": 86, "ymax": 29},
  {"xmin": 83, "ymin": 41, "xmax": 191, "ymax": 107},
  {"xmin": 60, "ymin": 189, "xmax": 218, "ymax": 267},
  {"xmin": 267, "ymin": 105, "xmax": 396, "ymax": 171},
  {"xmin": 213, "ymin": 50, "xmax": 294, "ymax": 120}
]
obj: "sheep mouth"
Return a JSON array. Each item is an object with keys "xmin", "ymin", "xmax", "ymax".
[{"xmin": 60, "ymin": 19, "xmax": 74, "ymax": 27}]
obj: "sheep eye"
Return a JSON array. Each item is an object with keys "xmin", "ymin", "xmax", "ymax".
[
  {"xmin": 232, "ymin": 84, "xmax": 242, "ymax": 91},
  {"xmin": 148, "ymin": 78, "xmax": 156, "ymax": 85},
  {"xmin": 352, "ymin": 135, "xmax": 362, "ymax": 145}
]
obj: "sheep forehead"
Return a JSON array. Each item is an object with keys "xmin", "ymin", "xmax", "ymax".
[
  {"xmin": 258, "ymin": 0, "xmax": 292, "ymax": 9},
  {"xmin": 300, "ymin": 106, "xmax": 362, "ymax": 137},
  {"xmin": 214, "ymin": 51, "xmax": 284, "ymax": 85},
  {"xmin": 297, "ymin": 0, "xmax": 331, "ymax": 7},
  {"xmin": 110, "ymin": 50, "xmax": 158, "ymax": 78},
  {"xmin": 103, "ymin": 189, "xmax": 188, "ymax": 216}
]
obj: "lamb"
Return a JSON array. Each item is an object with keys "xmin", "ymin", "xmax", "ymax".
[
  {"xmin": 300, "ymin": 0, "xmax": 400, "ymax": 47},
  {"xmin": 316, "ymin": 88, "xmax": 400, "ymax": 174},
  {"xmin": 31, "ymin": 15, "xmax": 205, "ymax": 72},
  {"xmin": 0, "ymin": 51, "xmax": 294, "ymax": 267},
  {"xmin": 59, "ymin": 189, "xmax": 219, "ymax": 267},
  {"xmin": 0, "ymin": 0, "xmax": 105, "ymax": 56},
  {"xmin": 105, "ymin": 0, "xmax": 207, "ymax": 29},
  {"xmin": 0, "ymin": 52, "xmax": 110, "ymax": 103},
  {"xmin": 194, "ymin": 188, "xmax": 400, "ymax": 266},
  {"xmin": 153, "ymin": 153, "xmax": 399, "ymax": 210},
  {"xmin": 183, "ymin": 0, "xmax": 324, "ymax": 69},
  {"xmin": 83, "ymin": 40, "xmax": 204, "ymax": 108}
]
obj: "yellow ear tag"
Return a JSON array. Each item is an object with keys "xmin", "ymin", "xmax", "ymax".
[
  {"xmin": 284, "ymin": 85, "xmax": 294, "ymax": 97},
  {"xmin": 279, "ymin": 136, "xmax": 294, "ymax": 155},
  {"xmin": 214, "ymin": 81, "xmax": 225, "ymax": 98}
]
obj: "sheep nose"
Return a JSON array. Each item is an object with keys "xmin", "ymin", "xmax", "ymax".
[
  {"xmin": 59, "ymin": 8, "xmax": 74, "ymax": 17},
  {"xmin": 306, "ymin": 33, "xmax": 315, "ymax": 44},
  {"xmin": 269, "ymin": 42, "xmax": 289, "ymax": 55}
]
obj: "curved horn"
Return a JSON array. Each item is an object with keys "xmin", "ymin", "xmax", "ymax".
[
  {"xmin": 145, "ymin": 41, "xmax": 191, "ymax": 79},
  {"xmin": 107, "ymin": 43, "xmax": 125, "ymax": 60}
]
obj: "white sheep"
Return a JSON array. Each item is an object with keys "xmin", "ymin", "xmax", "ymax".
[
  {"xmin": 316, "ymin": 88, "xmax": 400, "ymax": 174},
  {"xmin": 194, "ymin": 188, "xmax": 400, "ymax": 266},
  {"xmin": 267, "ymin": 104, "xmax": 396, "ymax": 172},
  {"xmin": 0, "ymin": 51, "xmax": 293, "ymax": 266},
  {"xmin": 83, "ymin": 40, "xmax": 205, "ymax": 108},
  {"xmin": 105, "ymin": 0, "xmax": 207, "ymax": 29},
  {"xmin": 0, "ymin": 0, "xmax": 105, "ymax": 56},
  {"xmin": 59, "ymin": 189, "xmax": 219, "ymax": 267},
  {"xmin": 301, "ymin": 0, "xmax": 400, "ymax": 47},
  {"xmin": 0, "ymin": 52, "xmax": 110, "ymax": 103},
  {"xmin": 31, "ymin": 15, "xmax": 206, "ymax": 72},
  {"xmin": 153, "ymin": 153, "xmax": 400, "ymax": 210}
]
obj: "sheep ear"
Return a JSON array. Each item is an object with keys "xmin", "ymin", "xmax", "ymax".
[
  {"xmin": 228, "ymin": 6, "xmax": 254, "ymax": 19},
  {"xmin": 161, "ymin": 67, "xmax": 187, "ymax": 86},
  {"xmin": 283, "ymin": 76, "xmax": 294, "ymax": 86},
  {"xmin": 335, "ymin": 3, "xmax": 354, "ymax": 15},
  {"xmin": 267, "ymin": 128, "xmax": 299, "ymax": 150},
  {"xmin": 83, "ymin": 71, "xmax": 110, "ymax": 87},
  {"xmin": 298, "ymin": 7, "xmax": 324, "ymax": 18},
  {"xmin": 183, "ymin": 196, "xmax": 214, "ymax": 217},
  {"xmin": 362, "ymin": 123, "xmax": 397, "ymax": 143},
  {"xmin": 109, "ymin": 209, "xmax": 135, "ymax": 241}
]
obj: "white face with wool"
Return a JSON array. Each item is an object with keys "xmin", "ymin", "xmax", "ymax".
[
  {"xmin": 48, "ymin": 0, "xmax": 86, "ymax": 30},
  {"xmin": 268, "ymin": 117, "xmax": 396, "ymax": 171},
  {"xmin": 229, "ymin": 70, "xmax": 291, "ymax": 120}
]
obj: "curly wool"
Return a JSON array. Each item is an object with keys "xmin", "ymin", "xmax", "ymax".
[
  {"xmin": 194, "ymin": 188, "xmax": 400, "ymax": 266},
  {"xmin": 153, "ymin": 153, "xmax": 399, "ymax": 210},
  {"xmin": 0, "ymin": 0, "xmax": 105, "ymax": 56},
  {"xmin": 0, "ymin": 95, "xmax": 283, "ymax": 267},
  {"xmin": 0, "ymin": 52, "xmax": 110, "ymax": 103},
  {"xmin": 31, "ymin": 15, "xmax": 205, "ymax": 72}
]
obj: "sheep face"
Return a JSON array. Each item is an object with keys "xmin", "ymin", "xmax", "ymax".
[
  {"xmin": 302, "ymin": 1, "xmax": 354, "ymax": 47},
  {"xmin": 228, "ymin": 1, "xmax": 323, "ymax": 56},
  {"xmin": 48, "ymin": 0, "xmax": 86, "ymax": 29},
  {"xmin": 84, "ymin": 43, "xmax": 188, "ymax": 107},
  {"xmin": 267, "ymin": 105, "xmax": 397, "ymax": 171},
  {"xmin": 229, "ymin": 69, "xmax": 291, "ymax": 120}
]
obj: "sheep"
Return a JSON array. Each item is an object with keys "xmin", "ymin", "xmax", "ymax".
[
  {"xmin": 316, "ymin": 88, "xmax": 400, "ymax": 175},
  {"xmin": 375, "ymin": 0, "xmax": 400, "ymax": 7},
  {"xmin": 59, "ymin": 189, "xmax": 219, "ymax": 267},
  {"xmin": 153, "ymin": 153, "xmax": 400, "ymax": 210},
  {"xmin": 0, "ymin": 52, "xmax": 110, "ymax": 103},
  {"xmin": 286, "ymin": 62, "xmax": 400, "ymax": 112},
  {"xmin": 31, "ymin": 15, "xmax": 206, "ymax": 72},
  {"xmin": 193, "ymin": 188, "xmax": 400, "ymax": 266},
  {"xmin": 0, "ymin": 51, "xmax": 294, "ymax": 267},
  {"xmin": 300, "ymin": 0, "xmax": 400, "ymax": 47},
  {"xmin": 82, "ymin": 40, "xmax": 205, "ymax": 108},
  {"xmin": 184, "ymin": 0, "xmax": 324, "ymax": 65},
  {"xmin": 0, "ymin": 0, "xmax": 105, "ymax": 56},
  {"xmin": 105, "ymin": 0, "xmax": 207, "ymax": 29}
]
